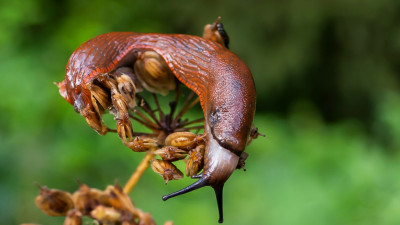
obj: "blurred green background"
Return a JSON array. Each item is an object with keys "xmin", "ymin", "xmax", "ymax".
[{"xmin": 1, "ymin": 0, "xmax": 400, "ymax": 224}]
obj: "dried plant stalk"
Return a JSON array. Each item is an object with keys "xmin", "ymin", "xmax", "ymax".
[{"xmin": 123, "ymin": 151, "xmax": 155, "ymax": 194}]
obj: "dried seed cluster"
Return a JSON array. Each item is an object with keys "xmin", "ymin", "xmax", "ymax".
[
  {"xmin": 151, "ymin": 132, "xmax": 205, "ymax": 183},
  {"xmin": 35, "ymin": 182, "xmax": 172, "ymax": 225}
]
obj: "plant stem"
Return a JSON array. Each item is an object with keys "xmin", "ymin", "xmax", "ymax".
[{"xmin": 123, "ymin": 151, "xmax": 155, "ymax": 194}]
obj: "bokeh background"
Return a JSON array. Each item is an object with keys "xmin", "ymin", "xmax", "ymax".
[{"xmin": 1, "ymin": 0, "xmax": 400, "ymax": 224}]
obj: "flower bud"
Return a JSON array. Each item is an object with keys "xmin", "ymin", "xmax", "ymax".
[
  {"xmin": 72, "ymin": 182, "xmax": 107, "ymax": 215},
  {"xmin": 127, "ymin": 136, "xmax": 158, "ymax": 152},
  {"xmin": 111, "ymin": 87, "xmax": 129, "ymax": 118},
  {"xmin": 153, "ymin": 146, "xmax": 187, "ymax": 161},
  {"xmin": 165, "ymin": 132, "xmax": 199, "ymax": 150},
  {"xmin": 134, "ymin": 51, "xmax": 176, "ymax": 95},
  {"xmin": 104, "ymin": 184, "xmax": 136, "ymax": 214},
  {"xmin": 90, "ymin": 83, "xmax": 111, "ymax": 113},
  {"xmin": 64, "ymin": 209, "xmax": 82, "ymax": 225},
  {"xmin": 185, "ymin": 145, "xmax": 205, "ymax": 176},
  {"xmin": 90, "ymin": 205, "xmax": 121, "ymax": 223},
  {"xmin": 236, "ymin": 152, "xmax": 248, "ymax": 171},
  {"xmin": 138, "ymin": 212, "xmax": 156, "ymax": 225},
  {"xmin": 151, "ymin": 159, "xmax": 183, "ymax": 184},
  {"xmin": 35, "ymin": 183, "xmax": 74, "ymax": 217},
  {"xmin": 114, "ymin": 72, "xmax": 137, "ymax": 110},
  {"xmin": 122, "ymin": 221, "xmax": 137, "ymax": 225}
]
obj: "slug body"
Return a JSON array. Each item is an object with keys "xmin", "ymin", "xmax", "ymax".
[{"xmin": 59, "ymin": 32, "xmax": 256, "ymax": 223}]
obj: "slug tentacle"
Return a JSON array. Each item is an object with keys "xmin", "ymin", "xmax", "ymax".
[
  {"xmin": 214, "ymin": 184, "xmax": 224, "ymax": 223},
  {"xmin": 162, "ymin": 175, "xmax": 209, "ymax": 201}
]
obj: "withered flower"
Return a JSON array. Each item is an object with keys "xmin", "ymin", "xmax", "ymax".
[
  {"xmin": 89, "ymin": 83, "xmax": 111, "ymax": 111},
  {"xmin": 72, "ymin": 181, "xmax": 107, "ymax": 215},
  {"xmin": 247, "ymin": 125, "xmax": 265, "ymax": 146},
  {"xmin": 185, "ymin": 144, "xmax": 205, "ymax": 177},
  {"xmin": 63, "ymin": 209, "xmax": 82, "ymax": 225},
  {"xmin": 138, "ymin": 212, "xmax": 156, "ymax": 225},
  {"xmin": 110, "ymin": 87, "xmax": 129, "ymax": 119},
  {"xmin": 151, "ymin": 159, "xmax": 183, "ymax": 184},
  {"xmin": 122, "ymin": 221, "xmax": 138, "ymax": 225},
  {"xmin": 165, "ymin": 132, "xmax": 199, "ymax": 151},
  {"xmin": 90, "ymin": 205, "xmax": 122, "ymax": 223},
  {"xmin": 114, "ymin": 71, "xmax": 137, "ymax": 109},
  {"xmin": 127, "ymin": 136, "xmax": 158, "ymax": 152},
  {"xmin": 104, "ymin": 184, "xmax": 136, "ymax": 214},
  {"xmin": 134, "ymin": 51, "xmax": 176, "ymax": 95},
  {"xmin": 236, "ymin": 152, "xmax": 249, "ymax": 171},
  {"xmin": 153, "ymin": 146, "xmax": 188, "ymax": 161},
  {"xmin": 35, "ymin": 183, "xmax": 74, "ymax": 217}
]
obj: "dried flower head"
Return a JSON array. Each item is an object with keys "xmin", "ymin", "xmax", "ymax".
[
  {"xmin": 137, "ymin": 212, "xmax": 156, "ymax": 225},
  {"xmin": 151, "ymin": 159, "xmax": 183, "ymax": 184},
  {"xmin": 114, "ymin": 72, "xmax": 137, "ymax": 109},
  {"xmin": 236, "ymin": 152, "xmax": 249, "ymax": 171},
  {"xmin": 153, "ymin": 146, "xmax": 188, "ymax": 161},
  {"xmin": 72, "ymin": 181, "xmax": 107, "ymax": 216},
  {"xmin": 89, "ymin": 83, "xmax": 111, "ymax": 116},
  {"xmin": 126, "ymin": 136, "xmax": 158, "ymax": 152},
  {"xmin": 90, "ymin": 205, "xmax": 122, "ymax": 223},
  {"xmin": 35, "ymin": 183, "xmax": 74, "ymax": 217},
  {"xmin": 134, "ymin": 51, "xmax": 176, "ymax": 95},
  {"xmin": 185, "ymin": 144, "xmax": 205, "ymax": 176},
  {"xmin": 104, "ymin": 184, "xmax": 136, "ymax": 214},
  {"xmin": 64, "ymin": 209, "xmax": 82, "ymax": 225},
  {"xmin": 165, "ymin": 132, "xmax": 199, "ymax": 150}
]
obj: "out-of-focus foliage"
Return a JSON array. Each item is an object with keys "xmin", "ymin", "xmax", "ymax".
[{"xmin": 0, "ymin": 0, "xmax": 399, "ymax": 224}]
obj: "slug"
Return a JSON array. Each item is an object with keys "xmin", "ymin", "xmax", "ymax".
[{"xmin": 57, "ymin": 24, "xmax": 256, "ymax": 223}]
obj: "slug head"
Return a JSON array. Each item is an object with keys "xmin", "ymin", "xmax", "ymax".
[{"xmin": 56, "ymin": 79, "xmax": 108, "ymax": 135}]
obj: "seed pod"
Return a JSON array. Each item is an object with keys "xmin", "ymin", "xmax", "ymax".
[
  {"xmin": 153, "ymin": 146, "xmax": 188, "ymax": 161},
  {"xmin": 165, "ymin": 132, "xmax": 199, "ymax": 150},
  {"xmin": 89, "ymin": 83, "xmax": 111, "ymax": 117},
  {"xmin": 91, "ymin": 205, "xmax": 122, "ymax": 223},
  {"xmin": 122, "ymin": 220, "xmax": 138, "ymax": 225},
  {"xmin": 247, "ymin": 125, "xmax": 265, "ymax": 146},
  {"xmin": 35, "ymin": 183, "xmax": 74, "ymax": 217},
  {"xmin": 126, "ymin": 136, "xmax": 158, "ymax": 152},
  {"xmin": 120, "ymin": 212, "xmax": 137, "ymax": 225},
  {"xmin": 185, "ymin": 144, "xmax": 205, "ymax": 176},
  {"xmin": 114, "ymin": 71, "xmax": 137, "ymax": 110},
  {"xmin": 72, "ymin": 182, "xmax": 107, "ymax": 215},
  {"xmin": 134, "ymin": 51, "xmax": 176, "ymax": 95},
  {"xmin": 138, "ymin": 212, "xmax": 156, "ymax": 225},
  {"xmin": 236, "ymin": 152, "xmax": 249, "ymax": 171},
  {"xmin": 64, "ymin": 209, "xmax": 82, "ymax": 225},
  {"xmin": 104, "ymin": 184, "xmax": 136, "ymax": 214},
  {"xmin": 151, "ymin": 159, "xmax": 183, "ymax": 184},
  {"xmin": 110, "ymin": 87, "xmax": 129, "ymax": 119}
]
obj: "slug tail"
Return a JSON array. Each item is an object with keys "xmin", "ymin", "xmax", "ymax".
[{"xmin": 162, "ymin": 175, "xmax": 209, "ymax": 201}]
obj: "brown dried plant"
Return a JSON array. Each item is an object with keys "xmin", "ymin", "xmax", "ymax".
[
  {"xmin": 33, "ymin": 84, "xmax": 207, "ymax": 225},
  {"xmin": 34, "ymin": 180, "xmax": 166, "ymax": 225}
]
